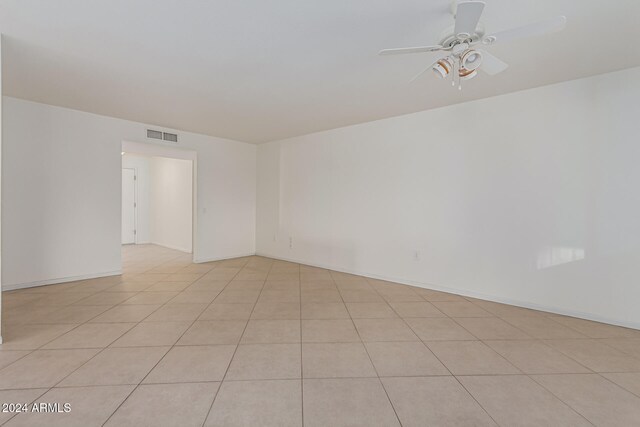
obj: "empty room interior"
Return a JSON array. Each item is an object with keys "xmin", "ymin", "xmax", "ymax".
[{"xmin": 1, "ymin": 0, "xmax": 640, "ymax": 426}]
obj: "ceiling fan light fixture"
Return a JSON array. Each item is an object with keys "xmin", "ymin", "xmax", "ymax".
[
  {"xmin": 482, "ymin": 35, "xmax": 496, "ymax": 45},
  {"xmin": 458, "ymin": 67, "xmax": 478, "ymax": 80},
  {"xmin": 378, "ymin": 1, "xmax": 566, "ymax": 88},
  {"xmin": 461, "ymin": 49, "xmax": 483, "ymax": 71},
  {"xmin": 432, "ymin": 57, "xmax": 454, "ymax": 79}
]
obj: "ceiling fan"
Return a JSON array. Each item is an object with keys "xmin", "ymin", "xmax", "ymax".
[{"xmin": 379, "ymin": 1, "xmax": 566, "ymax": 89}]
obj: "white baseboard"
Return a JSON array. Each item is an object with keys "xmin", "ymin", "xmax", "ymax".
[
  {"xmin": 194, "ymin": 252, "xmax": 256, "ymax": 264},
  {"xmin": 256, "ymin": 252, "xmax": 640, "ymax": 331},
  {"xmin": 2, "ymin": 270, "xmax": 123, "ymax": 292},
  {"xmin": 150, "ymin": 242, "xmax": 192, "ymax": 254}
]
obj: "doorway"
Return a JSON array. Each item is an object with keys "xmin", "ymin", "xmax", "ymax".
[
  {"xmin": 121, "ymin": 168, "xmax": 137, "ymax": 244},
  {"xmin": 121, "ymin": 141, "xmax": 196, "ymax": 256}
]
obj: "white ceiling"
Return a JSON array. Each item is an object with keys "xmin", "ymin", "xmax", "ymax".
[{"xmin": 1, "ymin": 0, "xmax": 639, "ymax": 143}]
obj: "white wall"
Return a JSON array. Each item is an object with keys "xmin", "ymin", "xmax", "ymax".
[
  {"xmin": 257, "ymin": 67, "xmax": 640, "ymax": 329},
  {"xmin": 121, "ymin": 154, "xmax": 193, "ymax": 251},
  {"xmin": 0, "ymin": 35, "xmax": 4, "ymax": 340},
  {"xmin": 150, "ymin": 156, "xmax": 193, "ymax": 253},
  {"xmin": 121, "ymin": 154, "xmax": 152, "ymax": 243},
  {"xmin": 2, "ymin": 97, "xmax": 256, "ymax": 290}
]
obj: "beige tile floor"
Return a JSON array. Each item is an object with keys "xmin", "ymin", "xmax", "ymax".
[{"xmin": 1, "ymin": 244, "xmax": 640, "ymax": 426}]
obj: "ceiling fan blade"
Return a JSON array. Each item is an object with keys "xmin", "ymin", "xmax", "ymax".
[
  {"xmin": 410, "ymin": 64, "xmax": 436, "ymax": 83},
  {"xmin": 479, "ymin": 50, "xmax": 508, "ymax": 75},
  {"xmin": 483, "ymin": 16, "xmax": 566, "ymax": 45},
  {"xmin": 454, "ymin": 1, "xmax": 485, "ymax": 36},
  {"xmin": 379, "ymin": 45, "xmax": 443, "ymax": 56}
]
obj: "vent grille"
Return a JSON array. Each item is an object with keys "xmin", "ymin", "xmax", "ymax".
[
  {"xmin": 163, "ymin": 132, "xmax": 178, "ymax": 143},
  {"xmin": 147, "ymin": 129, "xmax": 163, "ymax": 140},
  {"xmin": 147, "ymin": 129, "xmax": 178, "ymax": 143}
]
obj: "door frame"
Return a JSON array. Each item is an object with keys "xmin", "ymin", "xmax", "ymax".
[
  {"xmin": 121, "ymin": 140, "xmax": 198, "ymax": 260},
  {"xmin": 121, "ymin": 167, "xmax": 138, "ymax": 245}
]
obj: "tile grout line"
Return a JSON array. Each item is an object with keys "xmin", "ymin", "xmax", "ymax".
[
  {"xmin": 369, "ymin": 280, "xmax": 502, "ymax": 427},
  {"xmin": 417, "ymin": 293, "xmax": 597, "ymax": 425},
  {"xmin": 3, "ymin": 248, "xmax": 640, "ymax": 425},
  {"xmin": 0, "ymin": 388, "xmax": 50, "ymax": 426},
  {"xmin": 0, "ymin": 249, "xmax": 191, "ymax": 425},
  {"xmin": 333, "ymin": 273, "xmax": 404, "ymax": 427},
  {"xmin": 595, "ymin": 371, "xmax": 640, "ymax": 399},
  {"xmin": 438, "ymin": 295, "xmax": 601, "ymax": 425},
  {"xmin": 100, "ymin": 254, "xmax": 235, "ymax": 426},
  {"xmin": 0, "ymin": 287, "xmax": 157, "ymax": 423},
  {"xmin": 419, "ymin": 296, "xmax": 601, "ymax": 377},
  {"xmin": 81, "ymin": 252, "xmax": 199, "ymax": 425},
  {"xmin": 443, "ymin": 310, "xmax": 639, "ymax": 390},
  {"xmin": 199, "ymin": 256, "xmax": 272, "ymax": 427},
  {"xmin": 526, "ymin": 374, "xmax": 596, "ymax": 426}
]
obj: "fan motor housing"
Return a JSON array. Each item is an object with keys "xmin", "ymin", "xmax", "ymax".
[{"xmin": 439, "ymin": 24, "xmax": 485, "ymax": 48}]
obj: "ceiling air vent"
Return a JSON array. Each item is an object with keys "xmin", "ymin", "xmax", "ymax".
[
  {"xmin": 163, "ymin": 132, "xmax": 178, "ymax": 143},
  {"xmin": 147, "ymin": 129, "xmax": 163, "ymax": 140}
]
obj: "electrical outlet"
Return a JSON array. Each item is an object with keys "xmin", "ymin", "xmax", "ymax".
[
  {"xmin": 289, "ymin": 237, "xmax": 293, "ymax": 249},
  {"xmin": 414, "ymin": 250, "xmax": 420, "ymax": 261}
]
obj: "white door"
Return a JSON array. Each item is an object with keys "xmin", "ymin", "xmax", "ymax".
[{"xmin": 122, "ymin": 168, "xmax": 136, "ymax": 244}]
